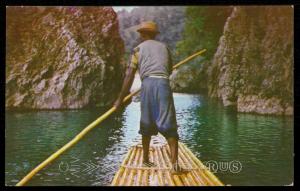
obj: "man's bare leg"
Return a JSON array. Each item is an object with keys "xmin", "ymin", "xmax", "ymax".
[
  {"xmin": 167, "ymin": 137, "xmax": 178, "ymax": 164},
  {"xmin": 142, "ymin": 135, "xmax": 155, "ymax": 167},
  {"xmin": 167, "ymin": 137, "xmax": 189, "ymax": 174},
  {"xmin": 142, "ymin": 135, "xmax": 151, "ymax": 162}
]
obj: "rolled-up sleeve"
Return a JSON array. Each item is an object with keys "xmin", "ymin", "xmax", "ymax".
[
  {"xmin": 129, "ymin": 51, "xmax": 138, "ymax": 69},
  {"xmin": 129, "ymin": 47, "xmax": 139, "ymax": 69}
]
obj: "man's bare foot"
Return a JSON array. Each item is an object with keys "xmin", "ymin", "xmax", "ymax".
[
  {"xmin": 142, "ymin": 161, "xmax": 156, "ymax": 167},
  {"xmin": 170, "ymin": 162, "xmax": 190, "ymax": 175}
]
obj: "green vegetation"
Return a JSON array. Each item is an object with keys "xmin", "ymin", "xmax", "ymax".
[{"xmin": 176, "ymin": 6, "xmax": 232, "ymax": 60}]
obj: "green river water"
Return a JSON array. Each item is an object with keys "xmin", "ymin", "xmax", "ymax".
[{"xmin": 5, "ymin": 93, "xmax": 294, "ymax": 186}]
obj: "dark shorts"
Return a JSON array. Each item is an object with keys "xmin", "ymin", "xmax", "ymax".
[{"xmin": 139, "ymin": 77, "xmax": 179, "ymax": 139}]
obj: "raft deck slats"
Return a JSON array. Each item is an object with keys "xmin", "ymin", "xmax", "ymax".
[{"xmin": 111, "ymin": 136, "xmax": 224, "ymax": 186}]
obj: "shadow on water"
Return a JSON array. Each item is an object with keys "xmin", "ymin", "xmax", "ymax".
[{"xmin": 5, "ymin": 93, "xmax": 293, "ymax": 186}]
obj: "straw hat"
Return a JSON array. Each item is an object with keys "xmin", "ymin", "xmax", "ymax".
[{"xmin": 136, "ymin": 21, "xmax": 159, "ymax": 34}]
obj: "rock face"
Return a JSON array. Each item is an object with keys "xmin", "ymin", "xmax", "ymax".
[
  {"xmin": 6, "ymin": 7, "xmax": 125, "ymax": 109},
  {"xmin": 207, "ymin": 6, "xmax": 293, "ymax": 115},
  {"xmin": 170, "ymin": 6, "xmax": 232, "ymax": 93},
  {"xmin": 170, "ymin": 59, "xmax": 209, "ymax": 93},
  {"xmin": 117, "ymin": 6, "xmax": 185, "ymax": 53}
]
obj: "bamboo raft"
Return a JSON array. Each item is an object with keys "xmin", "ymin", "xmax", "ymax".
[{"xmin": 111, "ymin": 135, "xmax": 224, "ymax": 186}]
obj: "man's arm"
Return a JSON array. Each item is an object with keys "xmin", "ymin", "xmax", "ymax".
[
  {"xmin": 113, "ymin": 66, "xmax": 137, "ymax": 110},
  {"xmin": 167, "ymin": 46, "xmax": 173, "ymax": 75},
  {"xmin": 114, "ymin": 49, "xmax": 139, "ymax": 110}
]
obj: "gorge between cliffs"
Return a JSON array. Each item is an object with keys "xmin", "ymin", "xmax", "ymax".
[
  {"xmin": 6, "ymin": 6, "xmax": 293, "ymax": 116},
  {"xmin": 5, "ymin": 6, "xmax": 294, "ymax": 187}
]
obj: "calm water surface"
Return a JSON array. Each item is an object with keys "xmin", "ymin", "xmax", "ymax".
[{"xmin": 5, "ymin": 93, "xmax": 294, "ymax": 186}]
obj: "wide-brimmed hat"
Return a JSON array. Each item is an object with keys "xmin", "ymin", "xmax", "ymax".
[{"xmin": 136, "ymin": 21, "xmax": 159, "ymax": 34}]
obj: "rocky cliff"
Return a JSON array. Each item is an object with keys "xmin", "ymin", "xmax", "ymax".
[
  {"xmin": 117, "ymin": 6, "xmax": 185, "ymax": 53},
  {"xmin": 170, "ymin": 6, "xmax": 232, "ymax": 94},
  {"xmin": 6, "ymin": 7, "xmax": 125, "ymax": 109},
  {"xmin": 207, "ymin": 6, "xmax": 293, "ymax": 115},
  {"xmin": 170, "ymin": 59, "xmax": 209, "ymax": 93}
]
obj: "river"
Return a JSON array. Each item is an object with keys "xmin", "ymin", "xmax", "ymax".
[{"xmin": 5, "ymin": 77, "xmax": 294, "ymax": 186}]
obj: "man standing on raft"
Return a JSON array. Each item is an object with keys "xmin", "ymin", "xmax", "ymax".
[{"xmin": 114, "ymin": 21, "xmax": 188, "ymax": 174}]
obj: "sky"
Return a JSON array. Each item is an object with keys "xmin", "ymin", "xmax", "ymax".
[{"xmin": 112, "ymin": 6, "xmax": 139, "ymax": 13}]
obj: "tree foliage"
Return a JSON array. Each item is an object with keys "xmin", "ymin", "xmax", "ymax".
[{"xmin": 176, "ymin": 6, "xmax": 232, "ymax": 60}]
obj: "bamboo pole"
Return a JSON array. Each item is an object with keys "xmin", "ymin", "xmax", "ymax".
[
  {"xmin": 177, "ymin": 146, "xmax": 200, "ymax": 186},
  {"xmin": 177, "ymin": 143, "xmax": 210, "ymax": 186},
  {"xmin": 161, "ymin": 146, "xmax": 172, "ymax": 168},
  {"xmin": 153, "ymin": 148, "xmax": 164, "ymax": 186},
  {"xmin": 128, "ymin": 146, "xmax": 140, "ymax": 186},
  {"xmin": 157, "ymin": 147, "xmax": 177, "ymax": 185},
  {"xmin": 179, "ymin": 142, "xmax": 224, "ymax": 186},
  {"xmin": 120, "ymin": 146, "xmax": 136, "ymax": 185},
  {"xmin": 16, "ymin": 49, "xmax": 207, "ymax": 186},
  {"xmin": 111, "ymin": 148, "xmax": 133, "ymax": 185},
  {"xmin": 127, "ymin": 168, "xmax": 135, "ymax": 186},
  {"xmin": 176, "ymin": 151, "xmax": 190, "ymax": 186},
  {"xmin": 142, "ymin": 169, "xmax": 149, "ymax": 186},
  {"xmin": 178, "ymin": 143, "xmax": 213, "ymax": 185},
  {"xmin": 148, "ymin": 149, "xmax": 154, "ymax": 185},
  {"xmin": 136, "ymin": 148, "xmax": 143, "ymax": 185}
]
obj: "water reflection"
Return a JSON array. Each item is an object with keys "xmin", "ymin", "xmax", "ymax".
[
  {"xmin": 177, "ymin": 95, "xmax": 293, "ymax": 185},
  {"xmin": 5, "ymin": 93, "xmax": 293, "ymax": 186}
]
